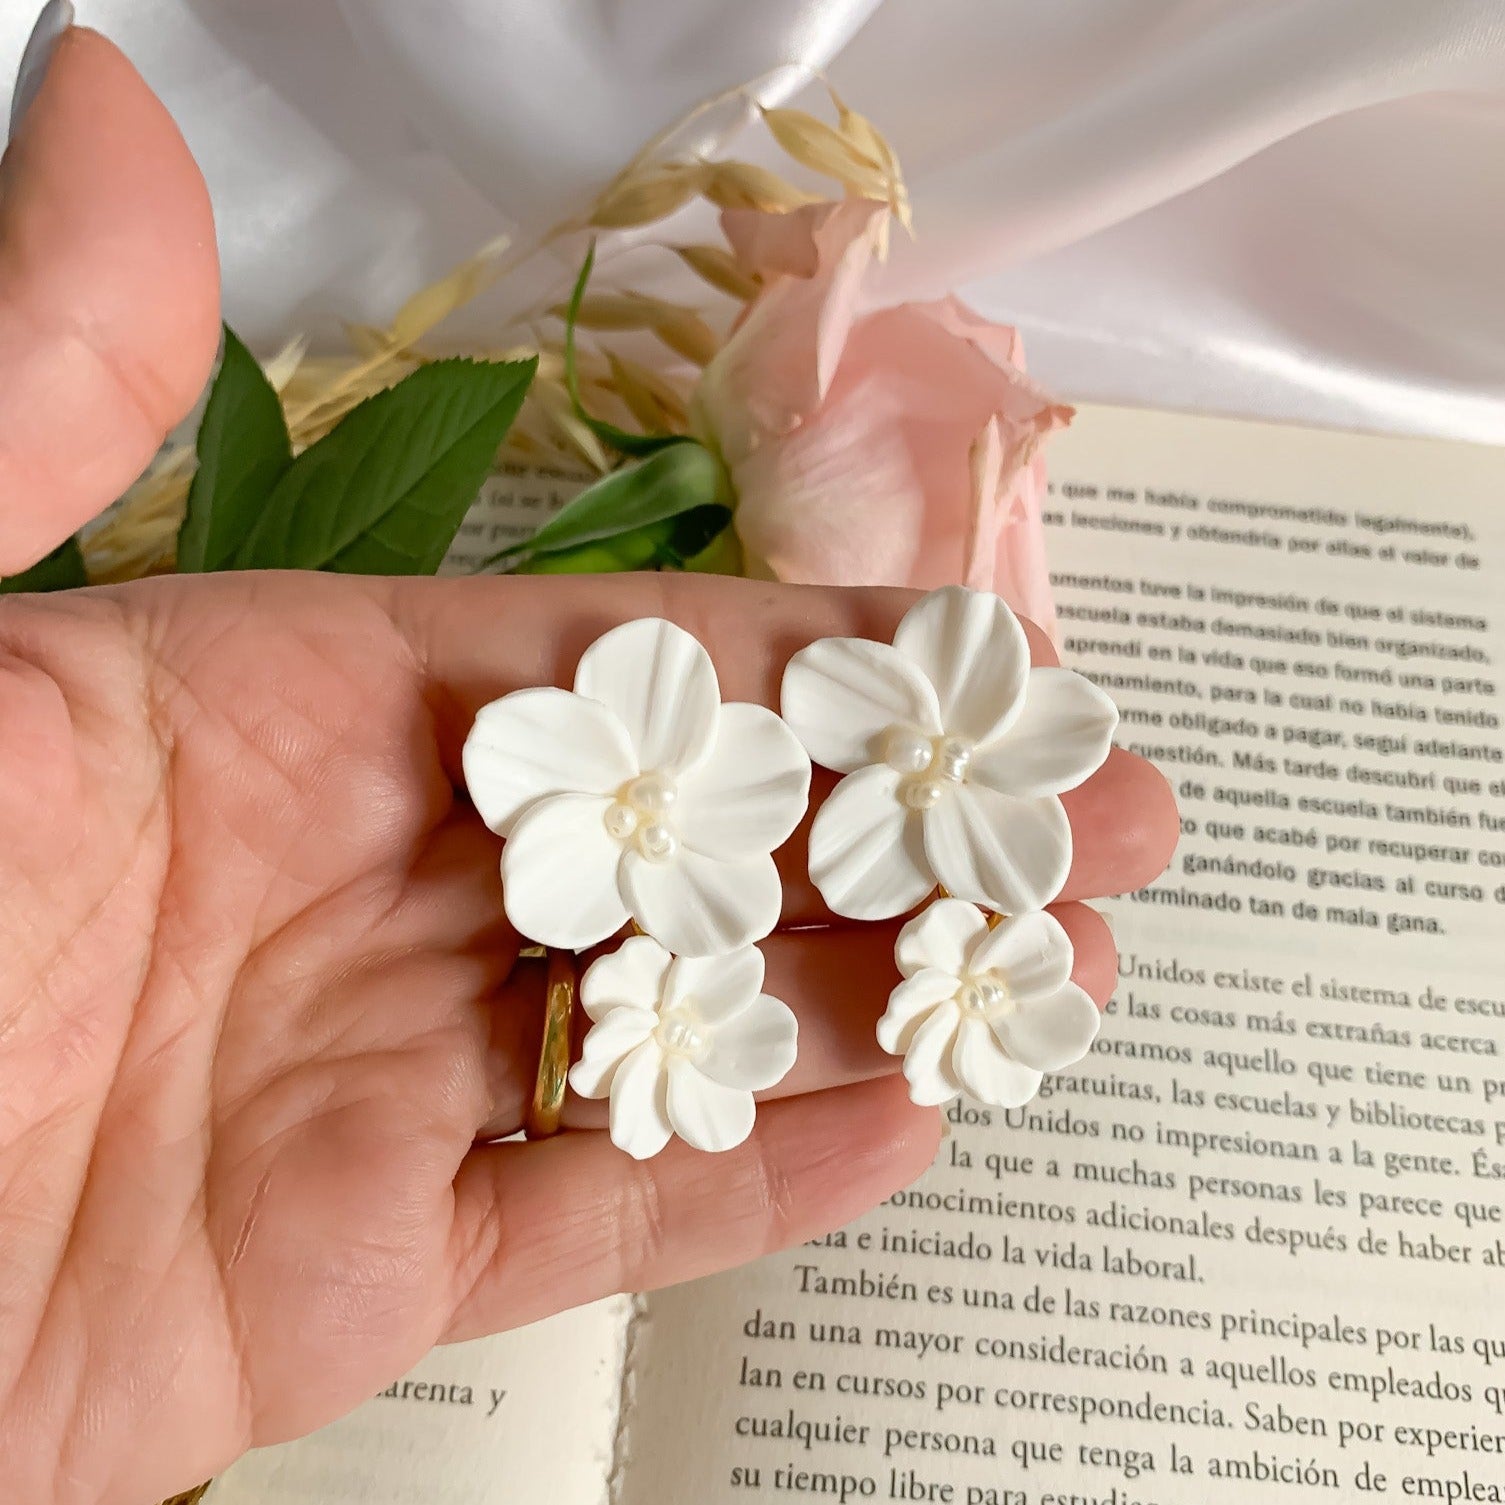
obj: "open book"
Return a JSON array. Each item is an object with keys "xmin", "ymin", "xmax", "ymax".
[{"xmin": 213, "ymin": 404, "xmax": 1505, "ymax": 1505}]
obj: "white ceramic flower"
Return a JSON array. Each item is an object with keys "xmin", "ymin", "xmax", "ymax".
[
  {"xmin": 463, "ymin": 618, "xmax": 810, "ymax": 956},
  {"xmin": 568, "ymin": 935, "xmax": 799, "ymax": 1159},
  {"xmin": 881, "ymin": 898, "xmax": 1100, "ymax": 1107},
  {"xmin": 781, "ymin": 585, "xmax": 1116, "ymax": 919}
]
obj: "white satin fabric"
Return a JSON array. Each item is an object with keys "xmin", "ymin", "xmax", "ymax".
[{"xmin": 5, "ymin": 0, "xmax": 1504, "ymax": 440}]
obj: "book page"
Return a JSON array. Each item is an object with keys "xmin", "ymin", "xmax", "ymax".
[
  {"xmin": 213, "ymin": 1298, "xmax": 632, "ymax": 1505},
  {"xmin": 439, "ymin": 464, "xmax": 589, "ymax": 573},
  {"xmin": 614, "ymin": 406, "xmax": 1505, "ymax": 1505}
]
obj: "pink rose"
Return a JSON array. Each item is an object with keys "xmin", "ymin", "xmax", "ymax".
[{"xmin": 692, "ymin": 199, "xmax": 1072, "ymax": 634}]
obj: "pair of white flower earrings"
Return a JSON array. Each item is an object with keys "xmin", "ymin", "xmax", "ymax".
[{"xmin": 462, "ymin": 586, "xmax": 1118, "ymax": 1160}]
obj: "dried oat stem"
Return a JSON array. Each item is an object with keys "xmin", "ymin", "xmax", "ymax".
[{"xmin": 100, "ymin": 79, "xmax": 907, "ymax": 579}]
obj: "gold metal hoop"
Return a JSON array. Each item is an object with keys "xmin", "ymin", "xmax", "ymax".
[{"xmin": 525, "ymin": 949, "xmax": 576, "ymax": 1139}]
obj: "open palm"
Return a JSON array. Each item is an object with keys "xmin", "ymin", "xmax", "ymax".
[{"xmin": 0, "ymin": 29, "xmax": 1177, "ymax": 1505}]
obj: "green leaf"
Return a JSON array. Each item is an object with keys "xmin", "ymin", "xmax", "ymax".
[
  {"xmin": 680, "ymin": 518, "xmax": 744, "ymax": 575},
  {"xmin": 514, "ymin": 505, "xmax": 733, "ymax": 575},
  {"xmin": 486, "ymin": 440, "xmax": 729, "ymax": 569},
  {"xmin": 563, "ymin": 243, "xmax": 692, "ymax": 458},
  {"xmin": 658, "ymin": 505, "xmax": 734, "ymax": 567},
  {"xmin": 232, "ymin": 357, "xmax": 537, "ymax": 575},
  {"xmin": 178, "ymin": 326, "xmax": 294, "ymax": 572},
  {"xmin": 0, "ymin": 535, "xmax": 88, "ymax": 594}
]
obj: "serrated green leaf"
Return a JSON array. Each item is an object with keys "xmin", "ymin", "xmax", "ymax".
[
  {"xmin": 563, "ymin": 243, "xmax": 691, "ymax": 458},
  {"xmin": 0, "ymin": 535, "xmax": 88, "ymax": 594},
  {"xmin": 178, "ymin": 326, "xmax": 294, "ymax": 572},
  {"xmin": 486, "ymin": 440, "xmax": 728, "ymax": 570},
  {"xmin": 232, "ymin": 357, "xmax": 537, "ymax": 575},
  {"xmin": 514, "ymin": 505, "xmax": 732, "ymax": 574}
]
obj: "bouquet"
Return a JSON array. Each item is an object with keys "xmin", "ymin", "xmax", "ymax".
[{"xmin": 4, "ymin": 88, "xmax": 1071, "ymax": 626}]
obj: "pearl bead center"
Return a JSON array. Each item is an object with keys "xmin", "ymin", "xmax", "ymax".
[
  {"xmin": 956, "ymin": 972, "xmax": 1013, "ymax": 1017},
  {"xmin": 604, "ymin": 771, "xmax": 682, "ymax": 862},
  {"xmin": 882, "ymin": 724, "xmax": 974, "ymax": 812},
  {"xmin": 656, "ymin": 1008, "xmax": 707, "ymax": 1058}
]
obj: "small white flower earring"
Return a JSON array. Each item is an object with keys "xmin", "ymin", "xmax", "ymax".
[
  {"xmin": 568, "ymin": 937, "xmax": 799, "ymax": 1160},
  {"xmin": 463, "ymin": 616, "xmax": 808, "ymax": 1159},
  {"xmin": 882, "ymin": 899, "xmax": 1099, "ymax": 1108},
  {"xmin": 780, "ymin": 585, "xmax": 1117, "ymax": 1109}
]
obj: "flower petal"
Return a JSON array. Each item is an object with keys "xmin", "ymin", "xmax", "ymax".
[
  {"xmin": 662, "ymin": 947, "xmax": 765, "ymax": 1025},
  {"xmin": 697, "ymin": 994, "xmax": 799, "ymax": 1092},
  {"xmin": 895, "ymin": 897, "xmax": 990, "ymax": 979},
  {"xmin": 969, "ymin": 668, "xmax": 1118, "ymax": 798},
  {"xmin": 902, "ymin": 999, "xmax": 963, "ymax": 1107},
  {"xmin": 722, "ymin": 296, "xmax": 1067, "ymax": 600},
  {"xmin": 877, "ymin": 969, "xmax": 959, "ymax": 1057},
  {"xmin": 463, "ymin": 687, "xmax": 637, "ymax": 836},
  {"xmin": 502, "ymin": 793, "xmax": 630, "ymax": 950},
  {"xmin": 574, "ymin": 618, "xmax": 719, "ymax": 775},
  {"xmin": 722, "ymin": 378, "xmax": 924, "ymax": 587},
  {"xmin": 567, "ymin": 1008, "xmax": 658, "ymax": 1098},
  {"xmin": 621, "ymin": 849, "xmax": 780, "ymax": 957},
  {"xmin": 994, "ymin": 981, "xmax": 1101, "ymax": 1073},
  {"xmin": 580, "ymin": 934, "xmax": 673, "ymax": 1022},
  {"xmin": 967, "ymin": 910, "xmax": 1074, "ymax": 1004},
  {"xmin": 952, "ymin": 1016, "xmax": 1044, "ymax": 1107},
  {"xmin": 923, "ymin": 784, "xmax": 1071, "ymax": 915},
  {"xmin": 808, "ymin": 765, "xmax": 935, "ymax": 921},
  {"xmin": 893, "ymin": 585, "xmax": 1029, "ymax": 744},
  {"xmin": 696, "ymin": 199, "xmax": 888, "ymax": 464},
  {"xmin": 608, "ymin": 1039, "xmax": 673, "ymax": 1160},
  {"xmin": 666, "ymin": 1059, "xmax": 756, "ymax": 1152},
  {"xmin": 782, "ymin": 637, "xmax": 941, "ymax": 774},
  {"xmin": 676, "ymin": 703, "xmax": 811, "ymax": 860}
]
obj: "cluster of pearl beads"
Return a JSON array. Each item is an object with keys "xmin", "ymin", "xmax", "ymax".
[
  {"xmin": 881, "ymin": 724, "xmax": 975, "ymax": 811},
  {"xmin": 955, "ymin": 972, "xmax": 1013, "ymax": 1018},
  {"xmin": 603, "ymin": 772, "xmax": 681, "ymax": 862},
  {"xmin": 655, "ymin": 1007, "xmax": 708, "ymax": 1059}
]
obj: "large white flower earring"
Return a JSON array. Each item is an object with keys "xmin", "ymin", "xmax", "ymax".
[
  {"xmin": 462, "ymin": 616, "xmax": 808, "ymax": 1159},
  {"xmin": 780, "ymin": 584, "xmax": 1117, "ymax": 919},
  {"xmin": 464, "ymin": 616, "xmax": 811, "ymax": 957}
]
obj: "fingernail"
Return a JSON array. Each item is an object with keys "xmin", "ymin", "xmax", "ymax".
[{"xmin": 8, "ymin": 0, "xmax": 74, "ymax": 143}]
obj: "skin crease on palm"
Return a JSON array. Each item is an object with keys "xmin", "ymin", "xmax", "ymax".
[{"xmin": 0, "ymin": 27, "xmax": 1178, "ymax": 1505}]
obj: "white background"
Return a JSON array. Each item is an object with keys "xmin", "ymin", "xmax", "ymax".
[{"xmin": 4, "ymin": 1, "xmax": 1503, "ymax": 438}]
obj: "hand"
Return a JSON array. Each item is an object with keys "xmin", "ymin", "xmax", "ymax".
[{"xmin": 0, "ymin": 27, "xmax": 1178, "ymax": 1505}]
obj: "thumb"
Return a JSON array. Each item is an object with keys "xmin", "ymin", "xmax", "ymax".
[{"xmin": 0, "ymin": 9, "xmax": 220, "ymax": 574}]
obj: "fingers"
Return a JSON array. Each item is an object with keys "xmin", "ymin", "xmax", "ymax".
[
  {"xmin": 389, "ymin": 574, "xmax": 929, "ymax": 759},
  {"xmin": 1060, "ymin": 747, "xmax": 1177, "ymax": 899},
  {"xmin": 477, "ymin": 900, "xmax": 1118, "ymax": 1139},
  {"xmin": 442, "ymin": 1075, "xmax": 939, "ymax": 1341},
  {"xmin": 0, "ymin": 25, "xmax": 219, "ymax": 573},
  {"xmin": 1052, "ymin": 900, "xmax": 1118, "ymax": 1004}
]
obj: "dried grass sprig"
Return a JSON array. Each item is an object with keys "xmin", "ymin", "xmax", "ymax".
[
  {"xmin": 761, "ymin": 105, "xmax": 887, "ymax": 194},
  {"xmin": 588, "ymin": 162, "xmax": 709, "ymax": 229},
  {"xmin": 102, "ymin": 83, "xmax": 908, "ymax": 582},
  {"xmin": 827, "ymin": 86, "xmax": 911, "ymax": 232},
  {"xmin": 700, "ymin": 160, "xmax": 821, "ymax": 213},
  {"xmin": 672, "ymin": 244, "xmax": 761, "ymax": 301}
]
